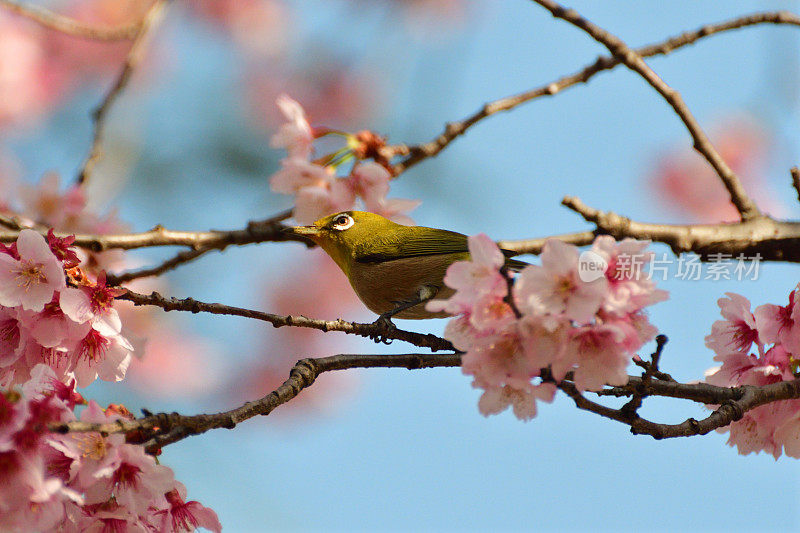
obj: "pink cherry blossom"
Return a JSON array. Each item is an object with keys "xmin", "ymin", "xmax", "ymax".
[
  {"xmin": 46, "ymin": 229, "xmax": 80, "ymax": 269},
  {"xmin": 346, "ymin": 162, "xmax": 391, "ymax": 207},
  {"xmin": 436, "ymin": 234, "xmax": 665, "ymax": 419},
  {"xmin": 19, "ymin": 172, "xmax": 86, "ymax": 230},
  {"xmin": 427, "ymin": 233, "xmax": 506, "ymax": 315},
  {"xmin": 59, "ymin": 272, "xmax": 125, "ymax": 337},
  {"xmin": 754, "ymin": 286, "xmax": 800, "ymax": 355},
  {"xmin": 705, "ymin": 292, "xmax": 762, "ymax": 358},
  {"xmin": 704, "ymin": 292, "xmax": 800, "ymax": 458},
  {"xmin": 774, "ymin": 411, "xmax": 800, "ymax": 459},
  {"xmin": 460, "ymin": 324, "xmax": 540, "ymax": 391},
  {"xmin": 590, "ymin": 236, "xmax": 668, "ymax": 315},
  {"xmin": 72, "ymin": 329, "xmax": 133, "ymax": 388},
  {"xmin": 150, "ymin": 483, "xmax": 222, "ymax": 533},
  {"xmin": 515, "ymin": 238, "xmax": 606, "ymax": 324},
  {"xmin": 269, "ymin": 158, "xmax": 333, "ymax": 194},
  {"xmin": 363, "ymin": 196, "xmax": 421, "ymax": 225},
  {"xmin": 293, "ymin": 182, "xmax": 354, "ymax": 225},
  {"xmin": 84, "ymin": 439, "xmax": 175, "ymax": 515},
  {"xmin": 190, "ymin": 0, "xmax": 291, "ymax": 60},
  {"xmin": 270, "ymin": 94, "xmax": 314, "ymax": 159},
  {"xmin": 477, "ymin": 382, "xmax": 556, "ymax": 421},
  {"xmin": 0, "ymin": 307, "xmax": 26, "ymax": 367},
  {"xmin": 0, "ymin": 15, "xmax": 62, "ymax": 128},
  {"xmin": 648, "ymin": 113, "xmax": 783, "ymax": 223},
  {"xmin": 0, "ymin": 369, "xmax": 83, "ymax": 532},
  {"xmin": 0, "ymin": 229, "xmax": 66, "ymax": 312},
  {"xmin": 567, "ymin": 321, "xmax": 640, "ymax": 392},
  {"xmin": 19, "ymin": 295, "xmax": 91, "ymax": 349}
]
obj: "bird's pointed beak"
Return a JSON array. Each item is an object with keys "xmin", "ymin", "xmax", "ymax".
[{"xmin": 282, "ymin": 225, "xmax": 321, "ymax": 240}]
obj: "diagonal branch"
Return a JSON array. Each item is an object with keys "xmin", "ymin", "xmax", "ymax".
[
  {"xmin": 76, "ymin": 0, "xmax": 169, "ymax": 185},
  {"xmin": 531, "ymin": 0, "xmax": 761, "ymax": 220},
  {"xmin": 51, "ymin": 352, "xmax": 463, "ymax": 452},
  {"xmin": 389, "ymin": 10, "xmax": 800, "ymax": 177},
  {"xmin": 0, "ymin": 0, "xmax": 141, "ymax": 40},
  {"xmin": 106, "ymin": 248, "xmax": 209, "ymax": 284}
]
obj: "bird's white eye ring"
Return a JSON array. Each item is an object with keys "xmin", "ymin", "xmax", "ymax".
[{"xmin": 332, "ymin": 214, "xmax": 354, "ymax": 231}]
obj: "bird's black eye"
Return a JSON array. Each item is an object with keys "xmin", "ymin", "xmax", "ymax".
[{"xmin": 331, "ymin": 214, "xmax": 354, "ymax": 230}]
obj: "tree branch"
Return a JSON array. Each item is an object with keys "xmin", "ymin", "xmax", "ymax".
[
  {"xmin": 497, "ymin": 230, "xmax": 597, "ymax": 255},
  {"xmin": 389, "ymin": 10, "xmax": 800, "ymax": 177},
  {"xmin": 118, "ymin": 290, "xmax": 456, "ymax": 352},
  {"xmin": 562, "ymin": 196, "xmax": 800, "ymax": 262},
  {"xmin": 52, "ymin": 352, "xmax": 463, "ymax": 452},
  {"xmin": 76, "ymin": 0, "xmax": 169, "ymax": 185},
  {"xmin": 791, "ymin": 167, "xmax": 800, "ymax": 205},
  {"xmin": 0, "ymin": 0, "xmax": 141, "ymax": 40},
  {"xmin": 50, "ymin": 342, "xmax": 800, "ymax": 451},
  {"xmin": 531, "ymin": 0, "xmax": 761, "ymax": 220},
  {"xmin": 0, "ymin": 214, "xmax": 305, "ymax": 251},
  {"xmin": 560, "ymin": 376, "xmax": 800, "ymax": 439},
  {"xmin": 104, "ymin": 209, "xmax": 294, "ymax": 284},
  {"xmin": 106, "ymin": 248, "xmax": 210, "ymax": 285}
]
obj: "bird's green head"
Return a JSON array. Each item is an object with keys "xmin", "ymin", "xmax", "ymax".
[{"xmin": 284, "ymin": 211, "xmax": 403, "ymax": 274}]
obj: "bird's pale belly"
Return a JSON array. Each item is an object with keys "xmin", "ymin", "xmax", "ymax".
[{"xmin": 348, "ymin": 254, "xmax": 460, "ymax": 319}]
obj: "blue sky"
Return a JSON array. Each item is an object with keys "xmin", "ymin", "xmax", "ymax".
[{"xmin": 12, "ymin": 0, "xmax": 800, "ymax": 530}]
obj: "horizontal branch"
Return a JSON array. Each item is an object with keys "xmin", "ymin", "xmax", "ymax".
[
  {"xmin": 0, "ymin": 0, "xmax": 141, "ymax": 40},
  {"xmin": 563, "ymin": 196, "xmax": 800, "ymax": 261},
  {"xmin": 389, "ymin": 10, "xmax": 800, "ymax": 175},
  {"xmin": 52, "ymin": 353, "xmax": 463, "ymax": 452},
  {"xmin": 0, "ymin": 214, "xmax": 306, "ymax": 252},
  {"xmin": 497, "ymin": 230, "xmax": 597, "ymax": 255},
  {"xmin": 118, "ymin": 290, "xmax": 455, "ymax": 352},
  {"xmin": 105, "ymin": 210, "xmax": 295, "ymax": 284}
]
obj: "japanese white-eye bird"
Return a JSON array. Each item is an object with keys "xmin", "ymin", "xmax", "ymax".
[{"xmin": 284, "ymin": 211, "xmax": 528, "ymax": 320}]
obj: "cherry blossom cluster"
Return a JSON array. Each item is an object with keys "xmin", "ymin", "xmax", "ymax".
[
  {"xmin": 429, "ymin": 234, "xmax": 667, "ymax": 420},
  {"xmin": 704, "ymin": 290, "xmax": 800, "ymax": 458},
  {"xmin": 268, "ymin": 95, "xmax": 420, "ymax": 224},
  {"xmin": 0, "ymin": 364, "xmax": 220, "ymax": 532},
  {"xmin": 0, "ymin": 229, "xmax": 132, "ymax": 389}
]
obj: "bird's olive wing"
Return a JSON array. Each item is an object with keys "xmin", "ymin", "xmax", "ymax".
[
  {"xmin": 354, "ymin": 227, "xmax": 531, "ymax": 271},
  {"xmin": 354, "ymin": 227, "xmax": 469, "ymax": 263}
]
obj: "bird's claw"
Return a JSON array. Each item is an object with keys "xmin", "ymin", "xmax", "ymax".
[{"xmin": 368, "ymin": 314, "xmax": 397, "ymax": 344}]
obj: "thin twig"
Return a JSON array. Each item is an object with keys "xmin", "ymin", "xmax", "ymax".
[
  {"xmin": 389, "ymin": 11, "xmax": 800, "ymax": 176},
  {"xmin": 118, "ymin": 290, "xmax": 456, "ymax": 352},
  {"xmin": 106, "ymin": 248, "xmax": 209, "ymax": 285},
  {"xmin": 531, "ymin": 0, "xmax": 761, "ymax": 220},
  {"xmin": 104, "ymin": 209, "xmax": 295, "ymax": 284},
  {"xmin": 0, "ymin": 0, "xmax": 141, "ymax": 40},
  {"xmin": 621, "ymin": 335, "xmax": 668, "ymax": 416},
  {"xmin": 76, "ymin": 0, "xmax": 169, "ymax": 185},
  {"xmin": 51, "ymin": 352, "xmax": 463, "ymax": 452}
]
